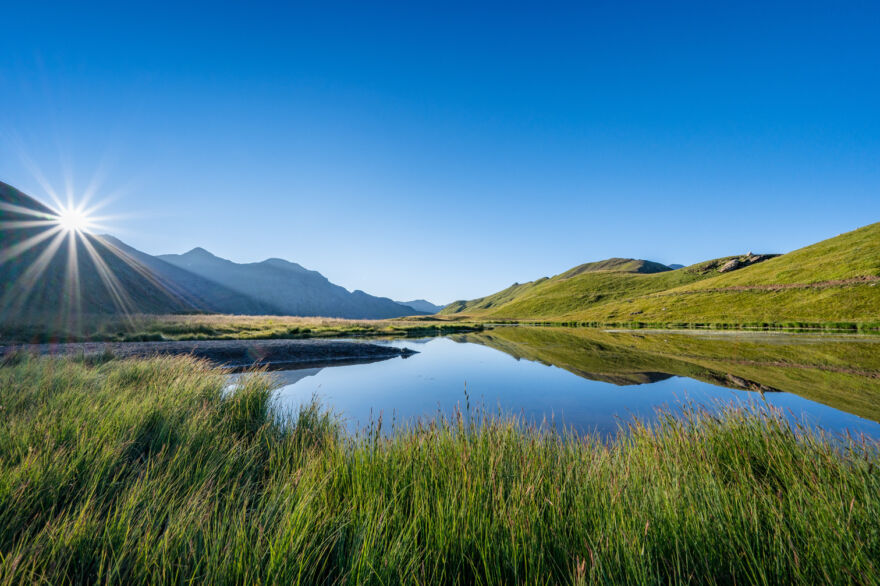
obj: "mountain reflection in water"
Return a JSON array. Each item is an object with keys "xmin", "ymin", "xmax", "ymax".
[{"xmin": 265, "ymin": 328, "xmax": 880, "ymax": 438}]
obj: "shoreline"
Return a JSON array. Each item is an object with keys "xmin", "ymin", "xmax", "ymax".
[{"xmin": 0, "ymin": 338, "xmax": 418, "ymax": 370}]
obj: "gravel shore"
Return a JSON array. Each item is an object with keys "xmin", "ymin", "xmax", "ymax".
[{"xmin": 0, "ymin": 338, "xmax": 417, "ymax": 370}]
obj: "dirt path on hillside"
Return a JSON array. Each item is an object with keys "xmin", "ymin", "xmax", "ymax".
[{"xmin": 663, "ymin": 275, "xmax": 880, "ymax": 295}]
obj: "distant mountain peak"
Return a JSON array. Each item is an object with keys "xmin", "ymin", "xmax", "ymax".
[
  {"xmin": 157, "ymin": 247, "xmax": 426, "ymax": 318},
  {"xmin": 182, "ymin": 246, "xmax": 217, "ymax": 259},
  {"xmin": 261, "ymin": 257, "xmax": 305, "ymax": 269},
  {"xmin": 396, "ymin": 299, "xmax": 447, "ymax": 313}
]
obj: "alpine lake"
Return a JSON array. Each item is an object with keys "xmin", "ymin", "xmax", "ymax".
[{"xmin": 240, "ymin": 326, "xmax": 880, "ymax": 439}]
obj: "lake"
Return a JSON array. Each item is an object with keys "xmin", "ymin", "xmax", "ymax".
[{"xmin": 263, "ymin": 327, "xmax": 880, "ymax": 439}]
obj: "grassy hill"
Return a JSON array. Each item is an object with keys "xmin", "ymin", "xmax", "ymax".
[
  {"xmin": 440, "ymin": 223, "xmax": 880, "ymax": 327},
  {"xmin": 558, "ymin": 257, "xmax": 672, "ymax": 278},
  {"xmin": 441, "ymin": 256, "xmax": 744, "ymax": 318}
]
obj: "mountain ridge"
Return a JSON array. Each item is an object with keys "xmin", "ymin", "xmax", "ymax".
[
  {"xmin": 157, "ymin": 248, "xmax": 423, "ymax": 319},
  {"xmin": 100, "ymin": 236, "xmax": 281, "ymax": 315},
  {"xmin": 559, "ymin": 258, "xmax": 672, "ymax": 279},
  {"xmin": 0, "ymin": 181, "xmax": 193, "ymax": 319},
  {"xmin": 396, "ymin": 299, "xmax": 446, "ymax": 313},
  {"xmin": 1, "ymin": 180, "xmax": 428, "ymax": 324}
]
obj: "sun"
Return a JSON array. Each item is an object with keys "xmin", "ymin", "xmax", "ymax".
[{"xmin": 55, "ymin": 206, "xmax": 94, "ymax": 233}]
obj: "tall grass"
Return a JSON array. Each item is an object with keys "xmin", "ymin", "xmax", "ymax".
[{"xmin": 1, "ymin": 356, "xmax": 878, "ymax": 584}]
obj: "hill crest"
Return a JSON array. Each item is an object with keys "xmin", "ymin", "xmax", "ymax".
[
  {"xmin": 440, "ymin": 223, "xmax": 880, "ymax": 323},
  {"xmin": 559, "ymin": 258, "xmax": 672, "ymax": 279}
]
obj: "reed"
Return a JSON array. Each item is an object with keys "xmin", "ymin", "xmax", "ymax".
[{"xmin": 1, "ymin": 356, "xmax": 877, "ymax": 584}]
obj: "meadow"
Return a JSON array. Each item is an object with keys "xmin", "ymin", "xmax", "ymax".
[
  {"xmin": 0, "ymin": 314, "xmax": 483, "ymax": 344},
  {"xmin": 1, "ymin": 355, "xmax": 877, "ymax": 584}
]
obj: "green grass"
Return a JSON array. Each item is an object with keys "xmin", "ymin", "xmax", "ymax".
[
  {"xmin": 558, "ymin": 257, "xmax": 674, "ymax": 278},
  {"xmin": 682, "ymin": 222, "xmax": 880, "ymax": 288},
  {"xmin": 1, "ymin": 355, "xmax": 879, "ymax": 584},
  {"xmin": 0, "ymin": 314, "xmax": 484, "ymax": 344},
  {"xmin": 440, "ymin": 222, "xmax": 880, "ymax": 326}
]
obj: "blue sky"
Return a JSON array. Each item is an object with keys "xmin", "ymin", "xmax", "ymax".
[{"xmin": 2, "ymin": 1, "xmax": 878, "ymax": 303}]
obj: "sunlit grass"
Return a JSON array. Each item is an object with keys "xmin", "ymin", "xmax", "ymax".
[
  {"xmin": 0, "ymin": 313, "xmax": 484, "ymax": 343},
  {"xmin": 440, "ymin": 222, "xmax": 880, "ymax": 326},
  {"xmin": 0, "ymin": 355, "xmax": 877, "ymax": 584}
]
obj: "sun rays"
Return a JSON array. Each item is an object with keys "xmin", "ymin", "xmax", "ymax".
[
  {"xmin": 0, "ymin": 177, "xmax": 181, "ymax": 337},
  {"xmin": 55, "ymin": 204, "xmax": 95, "ymax": 233}
]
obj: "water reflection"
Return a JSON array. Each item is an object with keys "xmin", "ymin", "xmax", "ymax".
[{"xmin": 268, "ymin": 328, "xmax": 880, "ymax": 439}]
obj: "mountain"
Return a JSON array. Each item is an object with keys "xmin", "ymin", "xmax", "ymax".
[
  {"xmin": 441, "ymin": 224, "xmax": 880, "ymax": 324},
  {"xmin": 0, "ymin": 181, "xmax": 194, "ymax": 323},
  {"xmin": 99, "ymin": 236, "xmax": 279, "ymax": 315},
  {"xmin": 667, "ymin": 264, "xmax": 685, "ymax": 270},
  {"xmin": 1, "ymin": 180, "xmax": 428, "ymax": 324},
  {"xmin": 396, "ymin": 299, "xmax": 446, "ymax": 313},
  {"xmin": 157, "ymin": 248, "xmax": 424, "ymax": 319}
]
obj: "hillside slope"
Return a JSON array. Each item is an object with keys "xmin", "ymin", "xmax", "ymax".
[
  {"xmin": 441, "ymin": 224, "xmax": 880, "ymax": 324},
  {"xmin": 441, "ymin": 257, "xmax": 680, "ymax": 316},
  {"xmin": 101, "ymin": 236, "xmax": 280, "ymax": 315},
  {"xmin": 559, "ymin": 258, "xmax": 671, "ymax": 278},
  {"xmin": 0, "ymin": 181, "xmax": 195, "ymax": 325},
  {"xmin": 441, "ymin": 256, "xmax": 732, "ymax": 318}
]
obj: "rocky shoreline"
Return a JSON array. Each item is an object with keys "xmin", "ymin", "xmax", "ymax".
[{"xmin": 0, "ymin": 338, "xmax": 418, "ymax": 371}]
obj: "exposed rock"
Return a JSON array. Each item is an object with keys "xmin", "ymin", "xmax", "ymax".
[
  {"xmin": 718, "ymin": 259, "xmax": 742, "ymax": 273},
  {"xmin": 725, "ymin": 373, "xmax": 781, "ymax": 393},
  {"xmin": 717, "ymin": 253, "xmax": 779, "ymax": 273}
]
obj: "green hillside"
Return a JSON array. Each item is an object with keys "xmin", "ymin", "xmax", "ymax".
[
  {"xmin": 558, "ymin": 257, "xmax": 671, "ymax": 278},
  {"xmin": 440, "ymin": 223, "xmax": 880, "ymax": 326}
]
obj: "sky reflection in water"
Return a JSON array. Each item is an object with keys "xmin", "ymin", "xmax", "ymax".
[{"xmin": 269, "ymin": 334, "xmax": 880, "ymax": 439}]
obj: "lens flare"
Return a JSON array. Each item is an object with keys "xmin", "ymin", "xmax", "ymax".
[
  {"xmin": 1, "ymin": 177, "xmax": 157, "ymax": 333},
  {"xmin": 55, "ymin": 205, "xmax": 94, "ymax": 233}
]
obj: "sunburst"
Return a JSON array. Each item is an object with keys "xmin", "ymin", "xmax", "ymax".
[
  {"xmin": 55, "ymin": 204, "xmax": 96, "ymax": 233},
  {"xmin": 0, "ymin": 174, "xmax": 178, "ymax": 337}
]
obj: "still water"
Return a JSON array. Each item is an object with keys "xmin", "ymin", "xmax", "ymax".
[{"xmin": 266, "ymin": 328, "xmax": 880, "ymax": 439}]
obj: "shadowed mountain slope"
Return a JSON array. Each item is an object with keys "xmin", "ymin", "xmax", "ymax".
[
  {"xmin": 0, "ymin": 181, "xmax": 194, "ymax": 324},
  {"xmin": 100, "ymin": 236, "xmax": 280, "ymax": 315},
  {"xmin": 396, "ymin": 299, "xmax": 446, "ymax": 313},
  {"xmin": 1, "ymin": 180, "xmax": 428, "ymax": 325},
  {"xmin": 157, "ymin": 248, "xmax": 425, "ymax": 319}
]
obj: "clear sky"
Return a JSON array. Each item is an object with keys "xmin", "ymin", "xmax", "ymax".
[{"xmin": 2, "ymin": 1, "xmax": 878, "ymax": 304}]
